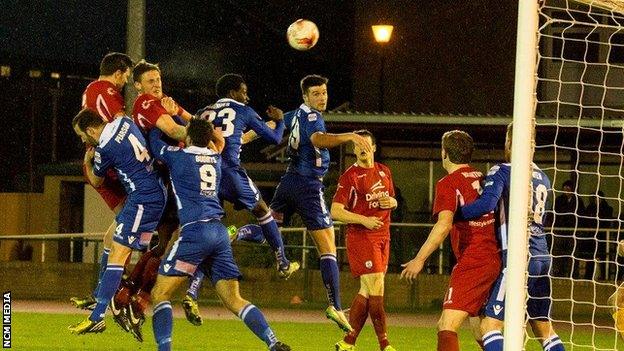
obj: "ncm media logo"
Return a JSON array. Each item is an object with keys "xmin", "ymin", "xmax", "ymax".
[{"xmin": 3, "ymin": 291, "xmax": 10, "ymax": 348}]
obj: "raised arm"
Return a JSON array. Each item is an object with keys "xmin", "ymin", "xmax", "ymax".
[
  {"xmin": 247, "ymin": 106, "xmax": 285, "ymax": 144},
  {"xmin": 310, "ymin": 131, "xmax": 372, "ymax": 153}
]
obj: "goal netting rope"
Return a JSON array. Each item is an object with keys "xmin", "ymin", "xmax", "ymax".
[{"xmin": 533, "ymin": 0, "xmax": 624, "ymax": 349}]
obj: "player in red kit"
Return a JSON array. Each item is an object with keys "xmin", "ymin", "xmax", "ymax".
[
  {"xmin": 108, "ymin": 60, "xmax": 198, "ymax": 341},
  {"xmin": 70, "ymin": 52, "xmax": 134, "ymax": 311},
  {"xmin": 332, "ymin": 130, "xmax": 397, "ymax": 351},
  {"xmin": 401, "ymin": 130, "xmax": 501, "ymax": 351}
]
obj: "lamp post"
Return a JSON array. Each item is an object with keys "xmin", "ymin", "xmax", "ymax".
[{"xmin": 372, "ymin": 25, "xmax": 393, "ymax": 112}]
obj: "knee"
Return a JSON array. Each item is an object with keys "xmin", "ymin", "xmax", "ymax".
[
  {"xmin": 151, "ymin": 283, "xmax": 167, "ymax": 304},
  {"xmin": 252, "ymin": 201, "xmax": 269, "ymax": 218},
  {"xmin": 437, "ymin": 315, "xmax": 460, "ymax": 332}
]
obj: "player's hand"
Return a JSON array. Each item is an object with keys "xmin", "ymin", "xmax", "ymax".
[
  {"xmin": 400, "ymin": 258, "xmax": 424, "ymax": 283},
  {"xmin": 83, "ymin": 148, "xmax": 95, "ymax": 165},
  {"xmin": 266, "ymin": 105, "xmax": 284, "ymax": 121},
  {"xmin": 361, "ymin": 216, "xmax": 383, "ymax": 230},
  {"xmin": 379, "ymin": 196, "xmax": 397, "ymax": 209},
  {"xmin": 266, "ymin": 120, "xmax": 277, "ymax": 129},
  {"xmin": 350, "ymin": 133, "xmax": 373, "ymax": 154},
  {"xmin": 161, "ymin": 96, "xmax": 179, "ymax": 116}
]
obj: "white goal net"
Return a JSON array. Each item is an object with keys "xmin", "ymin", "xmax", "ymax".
[{"xmin": 522, "ymin": 0, "xmax": 624, "ymax": 350}]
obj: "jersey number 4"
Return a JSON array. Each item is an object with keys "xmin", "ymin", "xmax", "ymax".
[
  {"xmin": 200, "ymin": 108, "xmax": 236, "ymax": 137},
  {"xmin": 128, "ymin": 134, "xmax": 151, "ymax": 162}
]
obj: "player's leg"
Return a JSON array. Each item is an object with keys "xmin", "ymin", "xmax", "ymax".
[
  {"xmin": 469, "ymin": 317, "xmax": 485, "ymax": 350},
  {"xmin": 251, "ymin": 199, "xmax": 299, "ymax": 278},
  {"xmin": 69, "ymin": 238, "xmax": 133, "ymax": 334},
  {"xmin": 151, "ymin": 274, "xmax": 187, "ymax": 351},
  {"xmin": 527, "ymin": 259, "xmax": 565, "ymax": 351},
  {"xmin": 362, "ymin": 272, "xmax": 391, "ymax": 350},
  {"xmin": 479, "ymin": 269, "xmax": 506, "ymax": 351},
  {"xmin": 208, "ymin": 222, "xmax": 291, "ymax": 351},
  {"xmin": 437, "ymin": 309, "xmax": 469, "ymax": 351},
  {"xmin": 183, "ymin": 269, "xmax": 205, "ymax": 326},
  {"xmin": 215, "ymin": 279, "xmax": 290, "ymax": 351}
]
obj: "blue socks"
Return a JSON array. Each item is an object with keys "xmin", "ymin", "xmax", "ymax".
[
  {"xmin": 92, "ymin": 248, "xmax": 110, "ymax": 297},
  {"xmin": 89, "ymin": 264, "xmax": 124, "ymax": 322},
  {"xmin": 320, "ymin": 254, "xmax": 342, "ymax": 310},
  {"xmin": 238, "ymin": 304, "xmax": 278, "ymax": 349},
  {"xmin": 483, "ymin": 330, "xmax": 503, "ymax": 351},
  {"xmin": 236, "ymin": 224, "xmax": 266, "ymax": 244},
  {"xmin": 543, "ymin": 335, "xmax": 565, "ymax": 351},
  {"xmin": 257, "ymin": 214, "xmax": 290, "ymax": 270},
  {"xmin": 186, "ymin": 270, "xmax": 204, "ymax": 300},
  {"xmin": 153, "ymin": 301, "xmax": 173, "ymax": 351}
]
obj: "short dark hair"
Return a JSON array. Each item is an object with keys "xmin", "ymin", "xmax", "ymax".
[
  {"xmin": 300, "ymin": 74, "xmax": 328, "ymax": 95},
  {"xmin": 354, "ymin": 129, "xmax": 376, "ymax": 145},
  {"xmin": 133, "ymin": 60, "xmax": 161, "ymax": 83},
  {"xmin": 216, "ymin": 74, "xmax": 245, "ymax": 98},
  {"xmin": 73, "ymin": 108, "xmax": 105, "ymax": 132},
  {"xmin": 99, "ymin": 52, "xmax": 134, "ymax": 76},
  {"xmin": 442, "ymin": 130, "xmax": 474, "ymax": 164},
  {"xmin": 187, "ymin": 118, "xmax": 213, "ymax": 148}
]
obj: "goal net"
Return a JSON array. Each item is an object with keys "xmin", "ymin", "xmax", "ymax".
[{"xmin": 509, "ymin": 0, "xmax": 624, "ymax": 350}]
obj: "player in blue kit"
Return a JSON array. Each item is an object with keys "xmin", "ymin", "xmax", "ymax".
[
  {"xmin": 148, "ymin": 118, "xmax": 291, "ymax": 351},
  {"xmin": 195, "ymin": 73, "xmax": 299, "ymax": 279},
  {"xmin": 69, "ymin": 109, "xmax": 166, "ymax": 335},
  {"xmin": 459, "ymin": 123, "xmax": 564, "ymax": 351},
  {"xmin": 270, "ymin": 75, "xmax": 372, "ymax": 332}
]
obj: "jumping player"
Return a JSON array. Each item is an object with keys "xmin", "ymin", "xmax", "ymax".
[
  {"xmin": 70, "ymin": 52, "xmax": 134, "ymax": 311},
  {"xmin": 68, "ymin": 109, "xmax": 165, "ymax": 335},
  {"xmin": 148, "ymin": 118, "xmax": 291, "ymax": 351},
  {"xmin": 270, "ymin": 74, "xmax": 372, "ymax": 332},
  {"xmin": 196, "ymin": 73, "xmax": 299, "ymax": 278}
]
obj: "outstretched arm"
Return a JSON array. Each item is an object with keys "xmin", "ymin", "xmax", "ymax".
[
  {"xmin": 310, "ymin": 132, "xmax": 373, "ymax": 153},
  {"xmin": 400, "ymin": 210, "xmax": 454, "ymax": 283},
  {"xmin": 460, "ymin": 166, "xmax": 506, "ymax": 219}
]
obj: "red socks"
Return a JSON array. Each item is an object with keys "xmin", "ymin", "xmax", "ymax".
[
  {"xmin": 344, "ymin": 294, "xmax": 369, "ymax": 345},
  {"xmin": 438, "ymin": 330, "xmax": 459, "ymax": 351},
  {"xmin": 369, "ymin": 295, "xmax": 389, "ymax": 350}
]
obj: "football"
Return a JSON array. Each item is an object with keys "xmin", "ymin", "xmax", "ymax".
[{"xmin": 287, "ymin": 19, "xmax": 319, "ymax": 51}]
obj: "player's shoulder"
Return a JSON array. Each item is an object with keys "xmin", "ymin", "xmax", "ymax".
[
  {"xmin": 85, "ymin": 80, "xmax": 118, "ymax": 96},
  {"xmin": 341, "ymin": 164, "xmax": 359, "ymax": 178},
  {"xmin": 297, "ymin": 104, "xmax": 323, "ymax": 122},
  {"xmin": 134, "ymin": 93, "xmax": 160, "ymax": 109},
  {"xmin": 375, "ymin": 162, "xmax": 392, "ymax": 176},
  {"xmin": 487, "ymin": 163, "xmax": 511, "ymax": 176}
]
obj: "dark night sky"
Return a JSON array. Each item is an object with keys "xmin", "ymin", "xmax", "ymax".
[{"xmin": 0, "ymin": 0, "xmax": 518, "ymax": 191}]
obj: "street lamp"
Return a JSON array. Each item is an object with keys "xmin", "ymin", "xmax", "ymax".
[{"xmin": 372, "ymin": 25, "xmax": 393, "ymax": 112}]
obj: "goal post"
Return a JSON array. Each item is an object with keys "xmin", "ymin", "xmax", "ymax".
[
  {"xmin": 504, "ymin": 0, "xmax": 540, "ymax": 350},
  {"xmin": 507, "ymin": 0, "xmax": 624, "ymax": 350}
]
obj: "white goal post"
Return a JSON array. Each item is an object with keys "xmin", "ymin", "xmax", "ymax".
[{"xmin": 507, "ymin": 0, "xmax": 624, "ymax": 350}]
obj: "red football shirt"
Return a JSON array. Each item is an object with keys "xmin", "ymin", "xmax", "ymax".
[
  {"xmin": 81, "ymin": 80, "xmax": 125, "ymax": 123},
  {"xmin": 132, "ymin": 93, "xmax": 169, "ymax": 131},
  {"xmin": 433, "ymin": 166, "xmax": 498, "ymax": 262},
  {"xmin": 333, "ymin": 162, "xmax": 395, "ymax": 238}
]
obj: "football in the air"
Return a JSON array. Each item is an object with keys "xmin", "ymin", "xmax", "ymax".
[{"xmin": 287, "ymin": 19, "xmax": 319, "ymax": 51}]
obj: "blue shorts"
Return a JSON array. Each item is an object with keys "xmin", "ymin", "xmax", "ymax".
[
  {"xmin": 484, "ymin": 258, "xmax": 552, "ymax": 321},
  {"xmin": 219, "ymin": 166, "xmax": 261, "ymax": 211},
  {"xmin": 159, "ymin": 219, "xmax": 241, "ymax": 285},
  {"xmin": 114, "ymin": 196, "xmax": 165, "ymax": 250},
  {"xmin": 270, "ymin": 172, "xmax": 333, "ymax": 231}
]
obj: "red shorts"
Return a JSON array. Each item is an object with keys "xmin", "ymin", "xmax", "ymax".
[
  {"xmin": 83, "ymin": 164, "xmax": 126, "ymax": 211},
  {"xmin": 346, "ymin": 233, "xmax": 390, "ymax": 278},
  {"xmin": 443, "ymin": 255, "xmax": 501, "ymax": 316}
]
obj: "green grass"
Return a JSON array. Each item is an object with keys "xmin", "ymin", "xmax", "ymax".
[{"xmin": 9, "ymin": 312, "xmax": 624, "ymax": 350}]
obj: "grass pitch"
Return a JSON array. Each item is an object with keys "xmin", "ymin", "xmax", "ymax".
[{"xmin": 10, "ymin": 312, "xmax": 623, "ymax": 350}]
